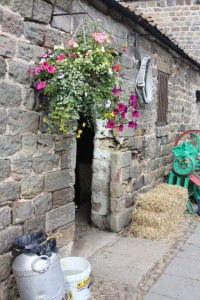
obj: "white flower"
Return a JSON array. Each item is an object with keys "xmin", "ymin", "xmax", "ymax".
[
  {"xmin": 54, "ymin": 45, "xmax": 64, "ymax": 50},
  {"xmin": 39, "ymin": 58, "xmax": 46, "ymax": 64},
  {"xmin": 101, "ymin": 46, "xmax": 105, "ymax": 52},
  {"xmin": 108, "ymin": 69, "xmax": 113, "ymax": 76},
  {"xmin": 85, "ymin": 92, "xmax": 88, "ymax": 97},
  {"xmin": 105, "ymin": 99, "xmax": 111, "ymax": 108},
  {"xmin": 58, "ymin": 73, "xmax": 65, "ymax": 79}
]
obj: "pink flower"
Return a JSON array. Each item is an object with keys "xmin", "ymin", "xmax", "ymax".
[
  {"xmin": 118, "ymin": 124, "xmax": 124, "ymax": 132},
  {"xmin": 107, "ymin": 120, "xmax": 115, "ymax": 129},
  {"xmin": 67, "ymin": 40, "xmax": 78, "ymax": 48},
  {"xmin": 113, "ymin": 108, "xmax": 119, "ymax": 116},
  {"xmin": 121, "ymin": 112, "xmax": 126, "ymax": 119},
  {"xmin": 42, "ymin": 61, "xmax": 50, "ymax": 69},
  {"xmin": 130, "ymin": 94, "xmax": 137, "ymax": 102},
  {"xmin": 36, "ymin": 81, "xmax": 46, "ymax": 90},
  {"xmin": 92, "ymin": 32, "xmax": 108, "ymax": 43},
  {"xmin": 112, "ymin": 87, "xmax": 119, "ymax": 96},
  {"xmin": 42, "ymin": 52, "xmax": 48, "ymax": 58},
  {"xmin": 132, "ymin": 110, "xmax": 139, "ymax": 117},
  {"xmin": 68, "ymin": 52, "xmax": 76, "ymax": 58},
  {"xmin": 29, "ymin": 69, "xmax": 36, "ymax": 75},
  {"xmin": 47, "ymin": 66, "xmax": 56, "ymax": 73},
  {"xmin": 118, "ymin": 103, "xmax": 127, "ymax": 112},
  {"xmin": 57, "ymin": 54, "xmax": 66, "ymax": 61},
  {"xmin": 34, "ymin": 65, "xmax": 44, "ymax": 74},
  {"xmin": 128, "ymin": 121, "xmax": 137, "ymax": 128}
]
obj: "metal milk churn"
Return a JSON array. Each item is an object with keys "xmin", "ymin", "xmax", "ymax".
[{"xmin": 12, "ymin": 252, "xmax": 65, "ymax": 300}]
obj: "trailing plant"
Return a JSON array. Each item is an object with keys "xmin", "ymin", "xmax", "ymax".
[{"xmin": 30, "ymin": 23, "xmax": 139, "ymax": 137}]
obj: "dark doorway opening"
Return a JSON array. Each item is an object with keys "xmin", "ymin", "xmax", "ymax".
[{"xmin": 75, "ymin": 115, "xmax": 94, "ymax": 225}]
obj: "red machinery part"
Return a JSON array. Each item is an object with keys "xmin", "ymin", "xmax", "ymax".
[{"xmin": 174, "ymin": 130, "xmax": 200, "ymax": 146}]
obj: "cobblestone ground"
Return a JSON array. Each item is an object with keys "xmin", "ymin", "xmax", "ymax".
[{"xmin": 88, "ymin": 214, "xmax": 199, "ymax": 300}]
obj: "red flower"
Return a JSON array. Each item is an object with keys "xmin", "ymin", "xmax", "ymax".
[
  {"xmin": 42, "ymin": 61, "xmax": 50, "ymax": 69},
  {"xmin": 118, "ymin": 124, "xmax": 124, "ymax": 132},
  {"xmin": 47, "ymin": 66, "xmax": 56, "ymax": 73},
  {"xmin": 118, "ymin": 103, "xmax": 127, "ymax": 112},
  {"xmin": 128, "ymin": 121, "xmax": 137, "ymax": 128},
  {"xmin": 57, "ymin": 54, "xmax": 66, "ymax": 61},
  {"xmin": 132, "ymin": 110, "xmax": 139, "ymax": 118},
  {"xmin": 121, "ymin": 112, "xmax": 126, "ymax": 119},
  {"xmin": 107, "ymin": 120, "xmax": 115, "ymax": 129},
  {"xmin": 113, "ymin": 108, "xmax": 119, "ymax": 116},
  {"xmin": 114, "ymin": 64, "xmax": 121, "ymax": 72},
  {"xmin": 68, "ymin": 52, "xmax": 76, "ymax": 58}
]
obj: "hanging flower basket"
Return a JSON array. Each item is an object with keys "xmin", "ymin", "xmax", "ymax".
[{"xmin": 30, "ymin": 23, "xmax": 139, "ymax": 138}]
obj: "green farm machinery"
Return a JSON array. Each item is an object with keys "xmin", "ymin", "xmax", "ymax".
[{"xmin": 168, "ymin": 130, "xmax": 200, "ymax": 214}]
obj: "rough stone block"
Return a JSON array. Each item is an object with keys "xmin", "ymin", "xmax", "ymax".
[
  {"xmin": 0, "ymin": 56, "xmax": 6, "ymax": 78},
  {"xmin": 52, "ymin": 7, "xmax": 71, "ymax": 33},
  {"xmin": 23, "ymin": 87, "xmax": 35, "ymax": 110},
  {"xmin": 12, "ymin": 200, "xmax": 33, "ymax": 224},
  {"xmin": 122, "ymin": 166, "xmax": 130, "ymax": 181},
  {"xmin": 24, "ymin": 22, "xmax": 45, "ymax": 45},
  {"xmin": 20, "ymin": 175, "xmax": 43, "ymax": 198},
  {"xmin": 0, "ymin": 206, "xmax": 11, "ymax": 230},
  {"xmin": 0, "ymin": 274, "xmax": 20, "ymax": 300},
  {"xmin": 0, "ymin": 8, "xmax": 3, "ymax": 23},
  {"xmin": 32, "ymin": 0, "xmax": 52, "ymax": 24},
  {"xmin": 8, "ymin": 61, "xmax": 30, "ymax": 84},
  {"xmin": 110, "ymin": 182, "xmax": 126, "ymax": 198},
  {"xmin": 110, "ymin": 208, "xmax": 132, "ymax": 232},
  {"xmin": 37, "ymin": 134, "xmax": 54, "ymax": 152},
  {"xmin": 22, "ymin": 134, "xmax": 37, "ymax": 155},
  {"xmin": 110, "ymin": 197, "xmax": 126, "ymax": 213},
  {"xmin": 0, "ymin": 253, "xmax": 12, "ymax": 282},
  {"xmin": 55, "ymin": 138, "xmax": 72, "ymax": 152},
  {"xmin": 17, "ymin": 42, "xmax": 46, "ymax": 61},
  {"xmin": 130, "ymin": 160, "xmax": 142, "ymax": 178},
  {"xmin": 33, "ymin": 153, "xmax": 59, "ymax": 174},
  {"xmin": 0, "ymin": 135, "xmax": 22, "ymax": 157},
  {"xmin": 24, "ymin": 214, "xmax": 45, "ymax": 234},
  {"xmin": 0, "ymin": 35, "xmax": 16, "ymax": 58},
  {"xmin": 8, "ymin": 110, "xmax": 39, "ymax": 134},
  {"xmin": 52, "ymin": 188, "xmax": 74, "ymax": 208},
  {"xmin": 12, "ymin": 156, "xmax": 32, "ymax": 181},
  {"xmin": 133, "ymin": 175, "xmax": 144, "ymax": 190},
  {"xmin": 56, "ymin": 222, "xmax": 75, "ymax": 248},
  {"xmin": 0, "ymin": 83, "xmax": 22, "ymax": 108},
  {"xmin": 54, "ymin": 0, "xmax": 74, "ymax": 12},
  {"xmin": 0, "ymin": 225, "xmax": 23, "ymax": 254},
  {"xmin": 0, "ymin": 109, "xmax": 7, "ymax": 134},
  {"xmin": 10, "ymin": 0, "xmax": 34, "ymax": 18},
  {"xmin": 91, "ymin": 214, "xmax": 109, "ymax": 230},
  {"xmin": 111, "ymin": 151, "xmax": 132, "ymax": 169},
  {"xmin": 2, "ymin": 11, "xmax": 23, "ymax": 37},
  {"xmin": 34, "ymin": 193, "xmax": 52, "ymax": 216},
  {"xmin": 45, "ymin": 202, "xmax": 75, "ymax": 232},
  {"xmin": 44, "ymin": 170, "xmax": 72, "ymax": 192},
  {"xmin": 44, "ymin": 27, "xmax": 62, "ymax": 48},
  {"xmin": 127, "ymin": 136, "xmax": 144, "ymax": 150},
  {"xmin": 0, "ymin": 181, "xmax": 20, "ymax": 206},
  {"xmin": 0, "ymin": 159, "xmax": 11, "ymax": 181}
]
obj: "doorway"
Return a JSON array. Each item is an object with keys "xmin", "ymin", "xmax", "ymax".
[{"xmin": 75, "ymin": 116, "xmax": 94, "ymax": 225}]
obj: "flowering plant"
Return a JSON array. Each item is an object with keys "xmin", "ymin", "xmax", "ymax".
[{"xmin": 30, "ymin": 27, "xmax": 139, "ymax": 137}]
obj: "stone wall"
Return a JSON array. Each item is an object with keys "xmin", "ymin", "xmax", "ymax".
[{"xmin": 120, "ymin": 0, "xmax": 200, "ymax": 62}]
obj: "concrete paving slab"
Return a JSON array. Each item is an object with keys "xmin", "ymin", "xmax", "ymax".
[
  {"xmin": 177, "ymin": 244, "xmax": 200, "ymax": 261},
  {"xmin": 193, "ymin": 223, "xmax": 200, "ymax": 234},
  {"xmin": 164, "ymin": 256, "xmax": 200, "ymax": 280},
  {"xmin": 147, "ymin": 274, "xmax": 200, "ymax": 300},
  {"xmin": 144, "ymin": 292, "xmax": 178, "ymax": 299},
  {"xmin": 185, "ymin": 233, "xmax": 200, "ymax": 246},
  {"xmin": 72, "ymin": 229, "xmax": 119, "ymax": 258}
]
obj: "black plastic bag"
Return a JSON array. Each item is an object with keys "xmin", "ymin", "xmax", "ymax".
[{"xmin": 12, "ymin": 231, "xmax": 57, "ymax": 258}]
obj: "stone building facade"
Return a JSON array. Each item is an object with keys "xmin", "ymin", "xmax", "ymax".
[
  {"xmin": 120, "ymin": 0, "xmax": 200, "ymax": 62},
  {"xmin": 0, "ymin": 0, "xmax": 199, "ymax": 298}
]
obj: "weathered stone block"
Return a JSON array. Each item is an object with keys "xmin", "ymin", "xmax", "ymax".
[
  {"xmin": 55, "ymin": 138, "xmax": 72, "ymax": 152},
  {"xmin": 34, "ymin": 193, "xmax": 52, "ymax": 216},
  {"xmin": 0, "ymin": 8, "xmax": 3, "ymax": 23},
  {"xmin": 2, "ymin": 11, "xmax": 23, "ymax": 37},
  {"xmin": 122, "ymin": 166, "xmax": 130, "ymax": 181},
  {"xmin": 22, "ymin": 134, "xmax": 37, "ymax": 155},
  {"xmin": 18, "ymin": 42, "xmax": 46, "ymax": 61},
  {"xmin": 44, "ymin": 27, "xmax": 62, "ymax": 48},
  {"xmin": 0, "ymin": 206, "xmax": 11, "ymax": 230},
  {"xmin": 127, "ymin": 136, "xmax": 144, "ymax": 150},
  {"xmin": 111, "ymin": 151, "xmax": 132, "ymax": 169},
  {"xmin": 59, "ymin": 243, "xmax": 73, "ymax": 258},
  {"xmin": 0, "ymin": 274, "xmax": 20, "ymax": 300},
  {"xmin": 0, "ymin": 109, "xmax": 7, "ymax": 134},
  {"xmin": 110, "ymin": 197, "xmax": 126, "ymax": 213},
  {"xmin": 54, "ymin": 0, "xmax": 74, "ymax": 12},
  {"xmin": 24, "ymin": 215, "xmax": 45, "ymax": 234},
  {"xmin": 0, "ymin": 253, "xmax": 12, "ymax": 282},
  {"xmin": 0, "ymin": 83, "xmax": 22, "ymax": 108},
  {"xmin": 52, "ymin": 188, "xmax": 74, "ymax": 208},
  {"xmin": 0, "ymin": 56, "xmax": 6, "ymax": 78},
  {"xmin": 44, "ymin": 170, "xmax": 72, "ymax": 192},
  {"xmin": 0, "ymin": 135, "xmax": 22, "ymax": 157},
  {"xmin": 32, "ymin": 0, "xmax": 52, "ymax": 23},
  {"xmin": 0, "ymin": 181, "xmax": 20, "ymax": 205},
  {"xmin": 12, "ymin": 200, "xmax": 33, "ymax": 224},
  {"xmin": 130, "ymin": 160, "xmax": 142, "ymax": 178},
  {"xmin": 8, "ymin": 61, "xmax": 30, "ymax": 84},
  {"xmin": 33, "ymin": 153, "xmax": 59, "ymax": 174},
  {"xmin": 21, "ymin": 175, "xmax": 43, "ymax": 198},
  {"xmin": 45, "ymin": 202, "xmax": 75, "ymax": 232},
  {"xmin": 110, "ymin": 208, "xmax": 132, "ymax": 232},
  {"xmin": 12, "ymin": 156, "xmax": 32, "ymax": 181},
  {"xmin": 0, "ymin": 225, "xmax": 23, "ymax": 254},
  {"xmin": 23, "ymin": 87, "xmax": 35, "ymax": 110},
  {"xmin": 56, "ymin": 222, "xmax": 75, "ymax": 248},
  {"xmin": 24, "ymin": 22, "xmax": 45, "ymax": 45},
  {"xmin": 0, "ymin": 159, "xmax": 10, "ymax": 181},
  {"xmin": 91, "ymin": 214, "xmax": 109, "ymax": 230},
  {"xmin": 133, "ymin": 175, "xmax": 144, "ymax": 190},
  {"xmin": 61, "ymin": 146, "xmax": 76, "ymax": 170},
  {"xmin": 0, "ymin": 35, "xmax": 16, "ymax": 58},
  {"xmin": 38, "ymin": 134, "xmax": 54, "ymax": 152},
  {"xmin": 52, "ymin": 7, "xmax": 71, "ymax": 33},
  {"xmin": 10, "ymin": 0, "xmax": 34, "ymax": 18},
  {"xmin": 8, "ymin": 110, "xmax": 39, "ymax": 134},
  {"xmin": 110, "ymin": 182, "xmax": 126, "ymax": 198}
]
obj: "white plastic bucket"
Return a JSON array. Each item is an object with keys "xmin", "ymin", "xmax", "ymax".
[{"xmin": 60, "ymin": 257, "xmax": 91, "ymax": 300}]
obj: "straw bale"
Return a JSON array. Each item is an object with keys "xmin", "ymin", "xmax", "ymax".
[{"xmin": 130, "ymin": 184, "xmax": 188, "ymax": 239}]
